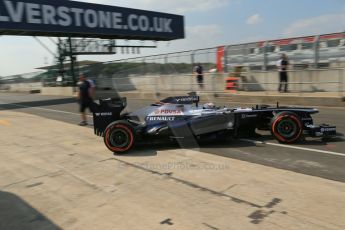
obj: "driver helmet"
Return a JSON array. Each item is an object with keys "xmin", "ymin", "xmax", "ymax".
[{"xmin": 203, "ymin": 103, "xmax": 215, "ymax": 109}]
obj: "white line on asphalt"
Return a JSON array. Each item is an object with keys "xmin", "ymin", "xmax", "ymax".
[
  {"xmin": 0, "ymin": 101, "xmax": 93, "ymax": 118},
  {"xmin": 240, "ymin": 139, "xmax": 345, "ymax": 157}
]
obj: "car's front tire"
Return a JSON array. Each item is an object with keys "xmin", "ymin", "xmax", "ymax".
[
  {"xmin": 104, "ymin": 121, "xmax": 135, "ymax": 154},
  {"xmin": 270, "ymin": 112, "xmax": 303, "ymax": 144}
]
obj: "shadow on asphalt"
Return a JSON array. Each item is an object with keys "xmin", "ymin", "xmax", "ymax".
[
  {"xmin": 118, "ymin": 133, "xmax": 344, "ymax": 158},
  {"xmin": 0, "ymin": 98, "xmax": 76, "ymax": 111},
  {"xmin": 119, "ymin": 143, "xmax": 180, "ymax": 157},
  {"xmin": 117, "ymin": 136, "xmax": 345, "ymax": 183},
  {"xmin": 0, "ymin": 191, "xmax": 61, "ymax": 230},
  {"xmin": 116, "ymin": 138, "xmax": 259, "ymax": 158},
  {"xmin": 255, "ymin": 134, "xmax": 344, "ymax": 146}
]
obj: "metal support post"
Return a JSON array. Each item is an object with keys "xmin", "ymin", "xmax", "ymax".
[
  {"xmin": 298, "ymin": 70, "xmax": 302, "ymax": 95},
  {"xmin": 340, "ymin": 69, "xmax": 345, "ymax": 97},
  {"xmin": 264, "ymin": 71, "xmax": 268, "ymax": 95},
  {"xmin": 263, "ymin": 41, "xmax": 268, "ymax": 71},
  {"xmin": 57, "ymin": 38, "xmax": 65, "ymax": 80},
  {"xmin": 191, "ymin": 51, "xmax": 195, "ymax": 92},
  {"xmin": 68, "ymin": 37, "xmax": 77, "ymax": 92},
  {"xmin": 223, "ymin": 46, "xmax": 229, "ymax": 74},
  {"xmin": 338, "ymin": 68, "xmax": 343, "ymax": 97},
  {"xmin": 313, "ymin": 36, "xmax": 320, "ymax": 68}
]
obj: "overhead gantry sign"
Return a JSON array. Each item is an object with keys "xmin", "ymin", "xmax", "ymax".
[{"xmin": 0, "ymin": 0, "xmax": 185, "ymax": 40}]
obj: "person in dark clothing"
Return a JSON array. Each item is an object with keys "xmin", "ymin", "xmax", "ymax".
[
  {"xmin": 277, "ymin": 54, "xmax": 289, "ymax": 92},
  {"xmin": 77, "ymin": 74, "xmax": 95, "ymax": 126},
  {"xmin": 194, "ymin": 64, "xmax": 204, "ymax": 89}
]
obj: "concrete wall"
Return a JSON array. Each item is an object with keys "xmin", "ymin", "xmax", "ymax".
[
  {"xmin": 115, "ymin": 74, "xmax": 224, "ymax": 93},
  {"xmin": 110, "ymin": 68, "xmax": 345, "ymax": 93},
  {"xmin": 4, "ymin": 82, "xmax": 42, "ymax": 93},
  {"xmin": 41, "ymin": 87, "xmax": 75, "ymax": 96},
  {"xmin": 2, "ymin": 69, "xmax": 345, "ymax": 95},
  {"xmin": 242, "ymin": 69, "xmax": 345, "ymax": 92}
]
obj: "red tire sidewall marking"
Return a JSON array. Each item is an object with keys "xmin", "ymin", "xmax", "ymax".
[
  {"xmin": 105, "ymin": 124, "xmax": 134, "ymax": 152},
  {"xmin": 272, "ymin": 115, "xmax": 302, "ymax": 143}
]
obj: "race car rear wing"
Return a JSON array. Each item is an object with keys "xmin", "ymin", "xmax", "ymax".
[{"xmin": 92, "ymin": 98, "xmax": 127, "ymax": 136}]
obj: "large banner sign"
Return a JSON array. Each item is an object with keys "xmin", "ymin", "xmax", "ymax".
[{"xmin": 0, "ymin": 0, "xmax": 185, "ymax": 40}]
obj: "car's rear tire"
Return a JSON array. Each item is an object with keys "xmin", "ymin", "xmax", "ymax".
[
  {"xmin": 270, "ymin": 112, "xmax": 303, "ymax": 144},
  {"xmin": 104, "ymin": 121, "xmax": 135, "ymax": 154}
]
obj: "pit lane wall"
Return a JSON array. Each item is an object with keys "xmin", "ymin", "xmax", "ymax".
[
  {"xmin": 2, "ymin": 68, "xmax": 344, "ymax": 93},
  {"xmin": 1, "ymin": 82, "xmax": 43, "ymax": 93},
  {"xmin": 1, "ymin": 68, "xmax": 345, "ymax": 106},
  {"xmin": 99, "ymin": 68, "xmax": 345, "ymax": 93}
]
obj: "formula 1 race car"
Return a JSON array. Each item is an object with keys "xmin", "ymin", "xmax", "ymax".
[{"xmin": 93, "ymin": 93, "xmax": 337, "ymax": 153}]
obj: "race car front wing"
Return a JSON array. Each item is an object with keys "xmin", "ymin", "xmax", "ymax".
[{"xmin": 308, "ymin": 124, "xmax": 337, "ymax": 137}]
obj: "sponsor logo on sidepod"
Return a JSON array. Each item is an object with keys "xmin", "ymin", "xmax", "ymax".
[{"xmin": 241, "ymin": 114, "xmax": 258, "ymax": 119}]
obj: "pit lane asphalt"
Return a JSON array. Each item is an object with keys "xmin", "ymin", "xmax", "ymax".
[{"xmin": 1, "ymin": 92, "xmax": 345, "ymax": 182}]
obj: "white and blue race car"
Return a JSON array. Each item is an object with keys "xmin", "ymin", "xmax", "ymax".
[{"xmin": 93, "ymin": 93, "xmax": 337, "ymax": 153}]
